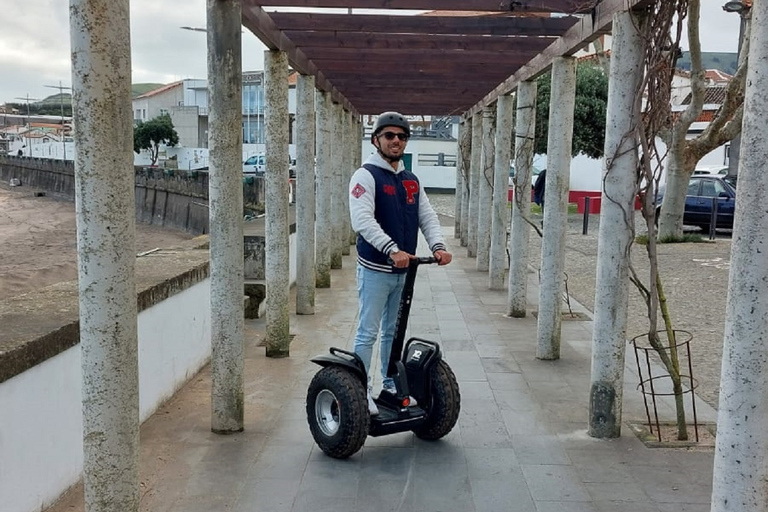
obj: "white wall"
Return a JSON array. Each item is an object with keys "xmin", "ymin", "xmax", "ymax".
[{"xmin": 0, "ymin": 279, "xmax": 211, "ymax": 512}]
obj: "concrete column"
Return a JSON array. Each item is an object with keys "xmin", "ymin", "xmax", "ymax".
[
  {"xmin": 467, "ymin": 113, "xmax": 483, "ymax": 257},
  {"xmin": 341, "ymin": 111, "xmax": 353, "ymax": 254},
  {"xmin": 295, "ymin": 74, "xmax": 316, "ymax": 315},
  {"xmin": 315, "ymin": 91, "xmax": 332, "ymax": 288},
  {"xmin": 490, "ymin": 95, "xmax": 513, "ymax": 289},
  {"xmin": 70, "ymin": 1, "xmax": 139, "ymax": 509},
  {"xmin": 508, "ymin": 81, "xmax": 537, "ymax": 317},
  {"xmin": 712, "ymin": 2, "xmax": 768, "ymax": 509},
  {"xmin": 459, "ymin": 118, "xmax": 472, "ymax": 247},
  {"xmin": 349, "ymin": 115, "xmax": 360, "ymax": 246},
  {"xmin": 587, "ymin": 10, "xmax": 646, "ymax": 437},
  {"xmin": 330, "ymin": 103, "xmax": 344, "ymax": 269},
  {"xmin": 476, "ymin": 104, "xmax": 496, "ymax": 272},
  {"xmin": 454, "ymin": 119, "xmax": 466, "ymax": 239},
  {"xmin": 264, "ymin": 50, "xmax": 291, "ymax": 356},
  {"xmin": 536, "ymin": 56, "xmax": 576, "ymax": 361},
  {"xmin": 208, "ymin": 0, "xmax": 245, "ymax": 431},
  {"xmin": 588, "ymin": 11, "xmax": 646, "ymax": 438}
]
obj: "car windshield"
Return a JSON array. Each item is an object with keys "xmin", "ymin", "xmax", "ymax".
[{"xmin": 723, "ymin": 175, "xmax": 737, "ymax": 188}]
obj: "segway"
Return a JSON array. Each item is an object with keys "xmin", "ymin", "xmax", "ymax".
[{"xmin": 306, "ymin": 256, "xmax": 461, "ymax": 459}]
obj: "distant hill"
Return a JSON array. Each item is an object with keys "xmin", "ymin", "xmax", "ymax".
[
  {"xmin": 27, "ymin": 83, "xmax": 167, "ymax": 108},
  {"xmin": 677, "ymin": 51, "xmax": 738, "ymax": 76}
]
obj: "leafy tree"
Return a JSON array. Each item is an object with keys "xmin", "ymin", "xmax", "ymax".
[
  {"xmin": 133, "ymin": 114, "xmax": 179, "ymax": 165},
  {"xmin": 534, "ymin": 62, "xmax": 609, "ymax": 159}
]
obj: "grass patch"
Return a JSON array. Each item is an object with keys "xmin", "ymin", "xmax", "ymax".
[
  {"xmin": 528, "ymin": 203, "xmax": 578, "ymax": 215},
  {"xmin": 635, "ymin": 233, "xmax": 709, "ymax": 245}
]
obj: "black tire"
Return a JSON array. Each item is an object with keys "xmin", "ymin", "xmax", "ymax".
[
  {"xmin": 306, "ymin": 366, "xmax": 369, "ymax": 459},
  {"xmin": 412, "ymin": 359, "xmax": 461, "ymax": 441}
]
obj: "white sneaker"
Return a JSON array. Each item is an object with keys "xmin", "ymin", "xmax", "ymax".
[{"xmin": 367, "ymin": 390, "xmax": 379, "ymax": 416}]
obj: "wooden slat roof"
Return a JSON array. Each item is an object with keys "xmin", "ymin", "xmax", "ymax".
[{"xmin": 241, "ymin": 0, "xmax": 653, "ymax": 116}]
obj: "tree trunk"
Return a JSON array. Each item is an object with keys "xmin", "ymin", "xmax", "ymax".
[{"xmin": 657, "ymin": 147, "xmax": 694, "ymax": 239}]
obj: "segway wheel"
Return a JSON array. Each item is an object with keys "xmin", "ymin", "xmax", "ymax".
[
  {"xmin": 306, "ymin": 366, "xmax": 369, "ymax": 459},
  {"xmin": 412, "ymin": 359, "xmax": 461, "ymax": 441}
]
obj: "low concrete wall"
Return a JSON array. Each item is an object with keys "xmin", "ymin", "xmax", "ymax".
[
  {"xmin": 0, "ymin": 247, "xmax": 212, "ymax": 512},
  {"xmin": 0, "ymin": 155, "xmax": 265, "ymax": 235}
]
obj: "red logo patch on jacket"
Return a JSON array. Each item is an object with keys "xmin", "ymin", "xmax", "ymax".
[
  {"xmin": 351, "ymin": 183, "xmax": 366, "ymax": 198},
  {"xmin": 383, "ymin": 184, "xmax": 397, "ymax": 196},
  {"xmin": 402, "ymin": 180, "xmax": 419, "ymax": 204}
]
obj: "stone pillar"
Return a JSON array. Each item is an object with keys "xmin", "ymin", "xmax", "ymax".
[
  {"xmin": 341, "ymin": 111, "xmax": 353, "ymax": 255},
  {"xmin": 712, "ymin": 2, "xmax": 768, "ymax": 509},
  {"xmin": 70, "ymin": 1, "xmax": 139, "ymax": 508},
  {"xmin": 349, "ymin": 115, "xmax": 360, "ymax": 246},
  {"xmin": 208, "ymin": 0, "xmax": 245, "ymax": 430},
  {"xmin": 490, "ymin": 95, "xmax": 513, "ymax": 289},
  {"xmin": 454, "ymin": 119, "xmax": 466, "ymax": 239},
  {"xmin": 508, "ymin": 81, "xmax": 537, "ymax": 318},
  {"xmin": 477, "ymin": 104, "xmax": 496, "ymax": 272},
  {"xmin": 330, "ymin": 103, "xmax": 344, "ymax": 269},
  {"xmin": 460, "ymin": 118, "xmax": 472, "ymax": 247},
  {"xmin": 467, "ymin": 112, "xmax": 483, "ymax": 257},
  {"xmin": 295, "ymin": 74, "xmax": 316, "ymax": 315},
  {"xmin": 264, "ymin": 50, "xmax": 290, "ymax": 357},
  {"xmin": 588, "ymin": 10, "xmax": 646, "ymax": 439},
  {"xmin": 315, "ymin": 91, "xmax": 332, "ymax": 288},
  {"xmin": 536, "ymin": 56, "xmax": 576, "ymax": 361}
]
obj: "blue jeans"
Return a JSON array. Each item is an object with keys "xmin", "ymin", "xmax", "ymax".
[{"xmin": 353, "ymin": 265, "xmax": 407, "ymax": 390}]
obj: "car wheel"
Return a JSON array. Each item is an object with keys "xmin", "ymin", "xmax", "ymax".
[{"xmin": 306, "ymin": 366, "xmax": 369, "ymax": 459}]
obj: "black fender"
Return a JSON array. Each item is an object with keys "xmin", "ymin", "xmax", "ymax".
[{"xmin": 311, "ymin": 347, "xmax": 367, "ymax": 385}]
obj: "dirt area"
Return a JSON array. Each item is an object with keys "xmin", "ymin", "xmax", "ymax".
[{"xmin": 0, "ymin": 184, "xmax": 194, "ymax": 300}]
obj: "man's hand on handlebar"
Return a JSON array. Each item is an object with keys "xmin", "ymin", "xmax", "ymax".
[
  {"xmin": 434, "ymin": 249, "xmax": 452, "ymax": 266},
  {"xmin": 390, "ymin": 250, "xmax": 415, "ymax": 268}
]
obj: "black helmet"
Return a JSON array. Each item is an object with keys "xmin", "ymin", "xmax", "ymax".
[{"xmin": 372, "ymin": 111, "xmax": 410, "ymax": 139}]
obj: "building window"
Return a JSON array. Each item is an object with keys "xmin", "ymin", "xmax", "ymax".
[{"xmin": 160, "ymin": 109, "xmax": 168, "ymax": 116}]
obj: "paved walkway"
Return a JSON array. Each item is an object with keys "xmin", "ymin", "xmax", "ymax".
[{"xmin": 48, "ymin": 224, "xmax": 717, "ymax": 512}]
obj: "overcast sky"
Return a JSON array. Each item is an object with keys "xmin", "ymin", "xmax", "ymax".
[{"xmin": 0, "ymin": 1, "xmax": 742, "ymax": 105}]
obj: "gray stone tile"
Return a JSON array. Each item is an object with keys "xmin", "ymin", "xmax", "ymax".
[
  {"xmin": 291, "ymin": 494, "xmax": 358, "ymax": 512},
  {"xmin": 410, "ymin": 463, "xmax": 475, "ymax": 512},
  {"xmin": 232, "ymin": 478, "xmax": 300, "ymax": 512},
  {"xmin": 481, "ymin": 357, "xmax": 521, "ymax": 373},
  {"xmin": 458, "ymin": 380, "xmax": 495, "ymax": 400},
  {"xmin": 465, "ymin": 448, "xmax": 521, "ymax": 480},
  {"xmin": 584, "ymin": 481, "xmax": 651, "ymax": 502},
  {"xmin": 656, "ymin": 504, "xmax": 711, "ymax": 512},
  {"xmin": 487, "ymin": 372, "xmax": 529, "ymax": 391},
  {"xmin": 460, "ymin": 421, "xmax": 513, "ymax": 448},
  {"xmin": 170, "ymin": 495, "xmax": 231, "ymax": 512},
  {"xmin": 501, "ymin": 408, "xmax": 552, "ymax": 435},
  {"xmin": 512, "ymin": 435, "xmax": 572, "ymax": 465},
  {"xmin": 594, "ymin": 501, "xmax": 662, "ymax": 512},
  {"xmin": 355, "ymin": 477, "xmax": 413, "ymax": 512},
  {"xmin": 522, "ymin": 465, "xmax": 590, "ymax": 501},
  {"xmin": 247, "ymin": 444, "xmax": 311, "ymax": 481},
  {"xmin": 535, "ymin": 502, "xmax": 599, "ymax": 512},
  {"xmin": 472, "ymin": 477, "xmax": 537, "ymax": 512},
  {"xmin": 298, "ymin": 458, "xmax": 362, "ymax": 498},
  {"xmin": 360, "ymin": 447, "xmax": 416, "ymax": 480}
]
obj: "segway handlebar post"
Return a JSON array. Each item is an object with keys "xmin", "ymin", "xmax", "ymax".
[{"xmin": 387, "ymin": 256, "xmax": 437, "ymax": 377}]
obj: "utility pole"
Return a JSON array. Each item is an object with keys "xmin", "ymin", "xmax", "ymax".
[
  {"xmin": 14, "ymin": 94, "xmax": 40, "ymax": 156},
  {"xmin": 44, "ymin": 81, "xmax": 72, "ymax": 161},
  {"xmin": 722, "ymin": 1, "xmax": 753, "ymax": 177}
]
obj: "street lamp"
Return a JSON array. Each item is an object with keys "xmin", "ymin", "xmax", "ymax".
[
  {"xmin": 721, "ymin": 0, "xmax": 752, "ymax": 177},
  {"xmin": 14, "ymin": 94, "xmax": 40, "ymax": 156},
  {"xmin": 44, "ymin": 81, "xmax": 72, "ymax": 161}
]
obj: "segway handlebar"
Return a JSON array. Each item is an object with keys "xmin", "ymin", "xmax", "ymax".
[{"xmin": 387, "ymin": 255, "xmax": 438, "ymax": 266}]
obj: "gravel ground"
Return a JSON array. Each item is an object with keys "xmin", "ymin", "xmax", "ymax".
[{"xmin": 428, "ymin": 191, "xmax": 728, "ymax": 409}]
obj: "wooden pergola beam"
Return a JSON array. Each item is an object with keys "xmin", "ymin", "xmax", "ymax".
[
  {"xmin": 267, "ymin": 12, "xmax": 578, "ymax": 36},
  {"xmin": 257, "ymin": 0, "xmax": 597, "ymax": 13}
]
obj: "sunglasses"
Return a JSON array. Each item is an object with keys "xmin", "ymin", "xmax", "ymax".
[{"xmin": 379, "ymin": 131, "xmax": 409, "ymax": 141}]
